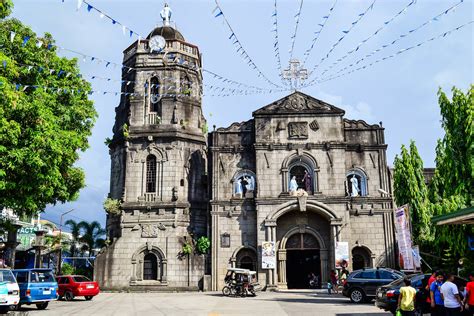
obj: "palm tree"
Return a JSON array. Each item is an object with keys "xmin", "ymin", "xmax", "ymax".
[
  {"xmin": 78, "ymin": 221, "xmax": 106, "ymax": 257},
  {"xmin": 65, "ymin": 219, "xmax": 81, "ymax": 258}
]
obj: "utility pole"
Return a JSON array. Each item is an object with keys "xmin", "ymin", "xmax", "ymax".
[{"xmin": 57, "ymin": 209, "xmax": 74, "ymax": 275}]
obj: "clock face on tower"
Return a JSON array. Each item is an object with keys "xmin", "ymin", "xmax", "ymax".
[{"xmin": 149, "ymin": 35, "xmax": 166, "ymax": 53}]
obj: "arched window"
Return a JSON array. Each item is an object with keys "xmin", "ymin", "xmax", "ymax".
[
  {"xmin": 146, "ymin": 155, "xmax": 157, "ymax": 193},
  {"xmin": 288, "ymin": 156, "xmax": 316, "ymax": 194},
  {"xmin": 352, "ymin": 246, "xmax": 372, "ymax": 270},
  {"xmin": 150, "ymin": 77, "xmax": 161, "ymax": 113},
  {"xmin": 232, "ymin": 170, "xmax": 256, "ymax": 198},
  {"xmin": 346, "ymin": 169, "xmax": 368, "ymax": 197},
  {"xmin": 143, "ymin": 253, "xmax": 158, "ymax": 280},
  {"xmin": 235, "ymin": 248, "xmax": 257, "ymax": 272}
]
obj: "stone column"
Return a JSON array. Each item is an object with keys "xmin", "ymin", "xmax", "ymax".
[
  {"xmin": 320, "ymin": 249, "xmax": 329, "ymax": 286},
  {"xmin": 211, "ymin": 209, "xmax": 219, "ymax": 291},
  {"xmin": 281, "ymin": 168, "xmax": 288, "ymax": 193},
  {"xmin": 278, "ymin": 249, "xmax": 287, "ymax": 288},
  {"xmin": 162, "ymin": 258, "xmax": 168, "ymax": 283},
  {"xmin": 264, "ymin": 219, "xmax": 277, "ymax": 290}
]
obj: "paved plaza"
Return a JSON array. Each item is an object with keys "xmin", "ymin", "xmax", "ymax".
[{"xmin": 12, "ymin": 291, "xmax": 390, "ymax": 316}]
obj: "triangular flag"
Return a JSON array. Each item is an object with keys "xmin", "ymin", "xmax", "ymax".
[
  {"xmin": 77, "ymin": 0, "xmax": 83, "ymax": 10},
  {"xmin": 10, "ymin": 31, "xmax": 16, "ymax": 42}
]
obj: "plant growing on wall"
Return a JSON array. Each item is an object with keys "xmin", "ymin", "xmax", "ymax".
[
  {"xmin": 196, "ymin": 236, "xmax": 210, "ymax": 254},
  {"xmin": 122, "ymin": 123, "xmax": 129, "ymax": 139},
  {"xmin": 182, "ymin": 243, "xmax": 193, "ymax": 255},
  {"xmin": 103, "ymin": 198, "xmax": 121, "ymax": 216}
]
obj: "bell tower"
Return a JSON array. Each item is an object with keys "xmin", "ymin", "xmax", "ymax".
[{"xmin": 97, "ymin": 4, "xmax": 208, "ymax": 290}]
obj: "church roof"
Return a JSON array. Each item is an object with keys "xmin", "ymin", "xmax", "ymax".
[
  {"xmin": 252, "ymin": 91, "xmax": 345, "ymax": 116},
  {"xmin": 147, "ymin": 26, "xmax": 185, "ymax": 41}
]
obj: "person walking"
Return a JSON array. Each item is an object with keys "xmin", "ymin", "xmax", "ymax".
[
  {"xmin": 429, "ymin": 271, "xmax": 445, "ymax": 316},
  {"xmin": 330, "ymin": 270, "xmax": 339, "ymax": 294},
  {"xmin": 465, "ymin": 272, "xmax": 474, "ymax": 316},
  {"xmin": 441, "ymin": 273, "xmax": 464, "ymax": 316},
  {"xmin": 398, "ymin": 278, "xmax": 417, "ymax": 316}
]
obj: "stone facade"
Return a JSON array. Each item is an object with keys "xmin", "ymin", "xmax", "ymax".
[
  {"xmin": 95, "ymin": 23, "xmax": 397, "ymax": 292},
  {"xmin": 209, "ymin": 92, "xmax": 396, "ymax": 290}
]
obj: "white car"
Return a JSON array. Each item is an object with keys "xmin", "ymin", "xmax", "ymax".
[{"xmin": 0, "ymin": 269, "xmax": 19, "ymax": 312}]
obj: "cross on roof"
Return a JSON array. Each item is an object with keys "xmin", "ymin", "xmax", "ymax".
[{"xmin": 282, "ymin": 59, "xmax": 308, "ymax": 91}]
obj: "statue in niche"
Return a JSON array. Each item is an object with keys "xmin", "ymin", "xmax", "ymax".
[
  {"xmin": 350, "ymin": 175, "xmax": 360, "ymax": 197},
  {"xmin": 289, "ymin": 176, "xmax": 298, "ymax": 196},
  {"xmin": 234, "ymin": 178, "xmax": 243, "ymax": 198}
]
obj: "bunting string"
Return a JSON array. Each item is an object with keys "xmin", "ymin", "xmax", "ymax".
[
  {"xmin": 288, "ymin": 0, "xmax": 304, "ymax": 61},
  {"xmin": 316, "ymin": 0, "xmax": 417, "ymax": 81},
  {"xmin": 302, "ymin": 0, "xmax": 338, "ymax": 66},
  {"xmin": 314, "ymin": 0, "xmax": 465, "ymax": 83},
  {"xmin": 307, "ymin": 0, "xmax": 377, "ymax": 79},
  {"xmin": 305, "ymin": 21, "xmax": 474, "ymax": 87},
  {"xmin": 69, "ymin": 0, "xmax": 141, "ymax": 40},
  {"xmin": 271, "ymin": 0, "xmax": 286, "ymax": 85},
  {"xmin": 212, "ymin": 0, "xmax": 282, "ymax": 88}
]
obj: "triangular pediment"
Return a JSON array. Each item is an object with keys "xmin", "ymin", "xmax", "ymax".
[{"xmin": 253, "ymin": 91, "xmax": 345, "ymax": 116}]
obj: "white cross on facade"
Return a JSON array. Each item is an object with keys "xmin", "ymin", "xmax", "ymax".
[{"xmin": 282, "ymin": 59, "xmax": 308, "ymax": 91}]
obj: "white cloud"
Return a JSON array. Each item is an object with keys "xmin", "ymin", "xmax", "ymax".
[{"xmin": 315, "ymin": 91, "xmax": 375, "ymax": 122}]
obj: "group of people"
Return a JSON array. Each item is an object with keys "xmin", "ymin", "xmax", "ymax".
[
  {"xmin": 397, "ymin": 271, "xmax": 474, "ymax": 316},
  {"xmin": 289, "ymin": 170, "xmax": 313, "ymax": 195},
  {"xmin": 327, "ymin": 269, "xmax": 349, "ymax": 294}
]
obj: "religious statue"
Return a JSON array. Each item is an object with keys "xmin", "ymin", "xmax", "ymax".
[
  {"xmin": 289, "ymin": 176, "xmax": 298, "ymax": 196},
  {"xmin": 234, "ymin": 178, "xmax": 243, "ymax": 197},
  {"xmin": 160, "ymin": 3, "xmax": 172, "ymax": 26},
  {"xmin": 303, "ymin": 170, "xmax": 312, "ymax": 194},
  {"xmin": 350, "ymin": 175, "xmax": 359, "ymax": 197}
]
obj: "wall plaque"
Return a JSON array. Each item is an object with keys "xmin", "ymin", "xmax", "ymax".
[
  {"xmin": 288, "ymin": 122, "xmax": 308, "ymax": 139},
  {"xmin": 141, "ymin": 224, "xmax": 158, "ymax": 238}
]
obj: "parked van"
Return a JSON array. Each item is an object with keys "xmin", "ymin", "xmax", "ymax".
[
  {"xmin": 0, "ymin": 269, "xmax": 19, "ymax": 312},
  {"xmin": 12, "ymin": 269, "xmax": 58, "ymax": 310}
]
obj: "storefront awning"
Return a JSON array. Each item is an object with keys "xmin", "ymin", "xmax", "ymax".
[{"xmin": 431, "ymin": 206, "xmax": 474, "ymax": 225}]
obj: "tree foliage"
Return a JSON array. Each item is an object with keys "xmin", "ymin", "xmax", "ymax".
[
  {"xmin": 428, "ymin": 86, "xmax": 474, "ymax": 257},
  {"xmin": 0, "ymin": 0, "xmax": 13, "ymax": 19},
  {"xmin": 0, "ymin": 7, "xmax": 97, "ymax": 218},
  {"xmin": 393, "ymin": 86, "xmax": 473, "ymax": 262},
  {"xmin": 393, "ymin": 141, "xmax": 432, "ymax": 244},
  {"xmin": 78, "ymin": 221, "xmax": 105, "ymax": 257},
  {"xmin": 65, "ymin": 219, "xmax": 81, "ymax": 257}
]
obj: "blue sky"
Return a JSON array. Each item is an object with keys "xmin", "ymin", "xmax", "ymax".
[{"xmin": 9, "ymin": 0, "xmax": 473, "ymax": 229}]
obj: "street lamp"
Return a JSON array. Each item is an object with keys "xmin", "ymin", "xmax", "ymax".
[{"xmin": 57, "ymin": 209, "xmax": 74, "ymax": 275}]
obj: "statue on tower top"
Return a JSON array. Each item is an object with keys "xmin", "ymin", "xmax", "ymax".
[{"xmin": 160, "ymin": 3, "xmax": 172, "ymax": 26}]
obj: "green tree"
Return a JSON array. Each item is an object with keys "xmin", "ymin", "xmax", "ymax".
[
  {"xmin": 393, "ymin": 141, "xmax": 433, "ymax": 244},
  {"xmin": 65, "ymin": 219, "xmax": 81, "ymax": 257},
  {"xmin": 0, "ymin": 0, "xmax": 13, "ymax": 19},
  {"xmin": 78, "ymin": 221, "xmax": 106, "ymax": 257},
  {"xmin": 429, "ymin": 86, "xmax": 474, "ymax": 257},
  {"xmin": 0, "ymin": 4, "xmax": 97, "ymax": 218}
]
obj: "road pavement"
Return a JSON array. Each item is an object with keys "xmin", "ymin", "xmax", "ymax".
[{"xmin": 9, "ymin": 290, "xmax": 391, "ymax": 316}]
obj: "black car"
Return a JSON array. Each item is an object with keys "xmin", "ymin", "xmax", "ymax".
[
  {"xmin": 375, "ymin": 273, "xmax": 467, "ymax": 315},
  {"xmin": 342, "ymin": 268, "xmax": 404, "ymax": 303}
]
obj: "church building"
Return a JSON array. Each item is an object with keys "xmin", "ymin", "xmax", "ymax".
[{"xmin": 95, "ymin": 8, "xmax": 397, "ymax": 291}]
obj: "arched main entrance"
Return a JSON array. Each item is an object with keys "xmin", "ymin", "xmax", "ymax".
[{"xmin": 285, "ymin": 233, "xmax": 321, "ymax": 289}]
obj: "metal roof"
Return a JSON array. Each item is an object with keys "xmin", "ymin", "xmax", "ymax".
[{"xmin": 431, "ymin": 206, "xmax": 474, "ymax": 225}]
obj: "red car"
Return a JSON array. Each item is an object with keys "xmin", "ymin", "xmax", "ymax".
[{"xmin": 56, "ymin": 275, "xmax": 100, "ymax": 301}]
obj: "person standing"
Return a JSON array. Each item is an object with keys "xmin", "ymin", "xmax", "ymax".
[
  {"xmin": 465, "ymin": 272, "xmax": 474, "ymax": 316},
  {"xmin": 398, "ymin": 278, "xmax": 417, "ymax": 316},
  {"xmin": 441, "ymin": 273, "xmax": 463, "ymax": 316},
  {"xmin": 430, "ymin": 271, "xmax": 445, "ymax": 316},
  {"xmin": 330, "ymin": 270, "xmax": 338, "ymax": 294}
]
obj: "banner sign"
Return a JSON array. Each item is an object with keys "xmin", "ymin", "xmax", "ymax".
[
  {"xmin": 335, "ymin": 242, "xmax": 349, "ymax": 269},
  {"xmin": 412, "ymin": 245, "xmax": 421, "ymax": 269},
  {"xmin": 261, "ymin": 241, "xmax": 276, "ymax": 269},
  {"xmin": 394, "ymin": 205, "xmax": 414, "ymax": 270}
]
